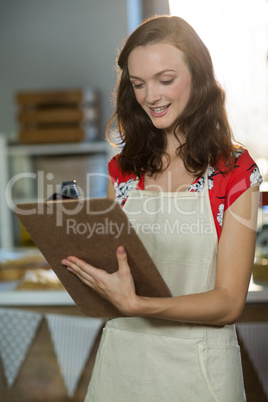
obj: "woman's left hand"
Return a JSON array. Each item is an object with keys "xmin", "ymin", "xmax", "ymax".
[{"xmin": 61, "ymin": 246, "xmax": 138, "ymax": 316}]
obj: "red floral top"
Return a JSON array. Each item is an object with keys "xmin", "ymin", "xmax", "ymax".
[{"xmin": 108, "ymin": 149, "xmax": 262, "ymax": 241}]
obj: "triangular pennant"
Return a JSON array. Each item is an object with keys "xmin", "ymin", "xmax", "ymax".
[
  {"xmin": 236, "ymin": 322, "xmax": 268, "ymax": 399},
  {"xmin": 46, "ymin": 314, "xmax": 103, "ymax": 397},
  {"xmin": 0, "ymin": 308, "xmax": 43, "ymax": 388}
]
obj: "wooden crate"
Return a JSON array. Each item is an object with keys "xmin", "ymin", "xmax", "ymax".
[
  {"xmin": 16, "ymin": 88, "xmax": 99, "ymax": 144},
  {"xmin": 253, "ymin": 261, "xmax": 268, "ymax": 281}
]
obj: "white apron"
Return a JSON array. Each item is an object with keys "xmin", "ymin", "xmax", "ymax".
[{"xmin": 85, "ymin": 173, "xmax": 246, "ymax": 402}]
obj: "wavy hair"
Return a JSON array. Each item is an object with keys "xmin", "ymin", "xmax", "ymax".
[{"xmin": 106, "ymin": 15, "xmax": 236, "ymax": 177}]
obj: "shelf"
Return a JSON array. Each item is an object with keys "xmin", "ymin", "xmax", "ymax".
[
  {"xmin": 247, "ymin": 277, "xmax": 268, "ymax": 303},
  {"xmin": 8, "ymin": 140, "xmax": 109, "ymax": 156},
  {"xmin": 12, "ymin": 197, "xmax": 48, "ymax": 205},
  {"xmin": 0, "ymin": 290, "xmax": 75, "ymax": 306},
  {"xmin": 0, "ymin": 135, "xmax": 110, "ymax": 249}
]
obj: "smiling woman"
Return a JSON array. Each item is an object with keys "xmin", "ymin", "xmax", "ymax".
[
  {"xmin": 62, "ymin": 15, "xmax": 262, "ymax": 402},
  {"xmin": 128, "ymin": 43, "xmax": 192, "ymax": 135}
]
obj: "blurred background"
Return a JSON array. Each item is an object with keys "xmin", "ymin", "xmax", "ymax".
[{"xmin": 0, "ymin": 1, "xmax": 267, "ymax": 401}]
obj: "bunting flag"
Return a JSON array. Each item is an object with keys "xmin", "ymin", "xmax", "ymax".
[
  {"xmin": 0, "ymin": 308, "xmax": 43, "ymax": 388},
  {"xmin": 236, "ymin": 322, "xmax": 268, "ymax": 399},
  {"xmin": 46, "ymin": 314, "xmax": 103, "ymax": 398}
]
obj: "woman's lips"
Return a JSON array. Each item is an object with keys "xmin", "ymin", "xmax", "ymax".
[{"xmin": 149, "ymin": 104, "xmax": 171, "ymax": 117}]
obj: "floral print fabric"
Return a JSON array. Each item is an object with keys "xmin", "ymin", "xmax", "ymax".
[{"xmin": 108, "ymin": 149, "xmax": 262, "ymax": 241}]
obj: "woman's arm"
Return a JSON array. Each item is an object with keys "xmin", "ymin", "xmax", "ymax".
[
  {"xmin": 107, "ymin": 176, "xmax": 116, "ymax": 200},
  {"xmin": 62, "ymin": 185, "xmax": 259, "ymax": 325}
]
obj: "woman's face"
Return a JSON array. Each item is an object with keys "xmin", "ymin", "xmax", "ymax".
[{"xmin": 128, "ymin": 42, "xmax": 192, "ymax": 135}]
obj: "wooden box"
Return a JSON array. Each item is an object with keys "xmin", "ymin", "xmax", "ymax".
[
  {"xmin": 16, "ymin": 88, "xmax": 99, "ymax": 144},
  {"xmin": 253, "ymin": 260, "xmax": 268, "ymax": 281}
]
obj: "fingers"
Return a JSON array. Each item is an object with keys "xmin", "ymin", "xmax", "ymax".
[
  {"xmin": 61, "ymin": 257, "xmax": 80, "ymax": 274},
  {"xmin": 117, "ymin": 246, "xmax": 126, "ymax": 258},
  {"xmin": 62, "ymin": 256, "xmax": 94, "ymax": 274},
  {"xmin": 61, "ymin": 246, "xmax": 130, "ymax": 284},
  {"xmin": 60, "ymin": 247, "xmax": 137, "ymax": 313},
  {"xmin": 116, "ymin": 246, "xmax": 130, "ymax": 275},
  {"xmin": 61, "ymin": 257, "xmax": 96, "ymax": 287}
]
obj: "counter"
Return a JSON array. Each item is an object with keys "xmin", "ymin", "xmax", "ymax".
[{"xmin": 0, "ymin": 276, "xmax": 267, "ymax": 307}]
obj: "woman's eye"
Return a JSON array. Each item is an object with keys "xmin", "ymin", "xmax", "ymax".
[
  {"xmin": 132, "ymin": 83, "xmax": 144, "ymax": 89},
  {"xmin": 161, "ymin": 79, "xmax": 175, "ymax": 85}
]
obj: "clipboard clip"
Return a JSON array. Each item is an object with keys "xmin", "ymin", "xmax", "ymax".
[{"xmin": 46, "ymin": 180, "xmax": 80, "ymax": 201}]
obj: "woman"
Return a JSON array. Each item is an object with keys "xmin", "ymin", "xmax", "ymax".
[{"xmin": 62, "ymin": 16, "xmax": 262, "ymax": 401}]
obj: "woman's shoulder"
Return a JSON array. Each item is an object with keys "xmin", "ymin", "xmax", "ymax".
[
  {"xmin": 215, "ymin": 147, "xmax": 247, "ymax": 169},
  {"xmin": 207, "ymin": 147, "xmax": 262, "ymax": 240},
  {"xmin": 108, "ymin": 154, "xmax": 137, "ymax": 206},
  {"xmin": 108, "ymin": 154, "xmax": 136, "ymax": 182},
  {"xmin": 212, "ymin": 147, "xmax": 262, "ymax": 208},
  {"xmin": 215, "ymin": 147, "xmax": 261, "ymax": 184}
]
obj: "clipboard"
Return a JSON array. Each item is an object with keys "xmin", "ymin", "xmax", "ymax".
[{"xmin": 14, "ymin": 198, "xmax": 172, "ymax": 317}]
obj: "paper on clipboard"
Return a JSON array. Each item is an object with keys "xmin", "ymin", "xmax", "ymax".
[{"xmin": 14, "ymin": 198, "xmax": 172, "ymax": 317}]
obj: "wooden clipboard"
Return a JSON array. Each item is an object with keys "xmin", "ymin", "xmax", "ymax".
[{"xmin": 14, "ymin": 198, "xmax": 172, "ymax": 317}]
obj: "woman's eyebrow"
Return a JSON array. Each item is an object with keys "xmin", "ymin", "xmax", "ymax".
[{"xmin": 129, "ymin": 69, "xmax": 176, "ymax": 80}]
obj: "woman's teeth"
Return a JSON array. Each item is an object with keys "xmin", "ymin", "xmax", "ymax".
[{"xmin": 151, "ymin": 105, "xmax": 169, "ymax": 113}]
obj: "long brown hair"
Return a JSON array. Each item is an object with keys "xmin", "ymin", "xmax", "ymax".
[{"xmin": 106, "ymin": 15, "xmax": 236, "ymax": 177}]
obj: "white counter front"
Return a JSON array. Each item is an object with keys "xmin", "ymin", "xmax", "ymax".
[{"xmin": 0, "ymin": 277, "xmax": 267, "ymax": 307}]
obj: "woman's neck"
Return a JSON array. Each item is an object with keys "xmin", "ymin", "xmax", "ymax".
[{"xmin": 164, "ymin": 130, "xmax": 184, "ymax": 159}]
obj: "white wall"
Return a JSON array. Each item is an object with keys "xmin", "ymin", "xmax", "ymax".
[
  {"xmin": 0, "ymin": 0, "xmax": 128, "ymax": 139},
  {"xmin": 142, "ymin": 0, "xmax": 170, "ymax": 18}
]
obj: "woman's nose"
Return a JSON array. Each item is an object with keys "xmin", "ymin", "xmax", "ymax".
[{"xmin": 145, "ymin": 84, "xmax": 161, "ymax": 104}]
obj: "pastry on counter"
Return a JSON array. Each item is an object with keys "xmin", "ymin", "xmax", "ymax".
[
  {"xmin": 0, "ymin": 249, "xmax": 51, "ymax": 288},
  {"xmin": 16, "ymin": 268, "xmax": 64, "ymax": 290}
]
